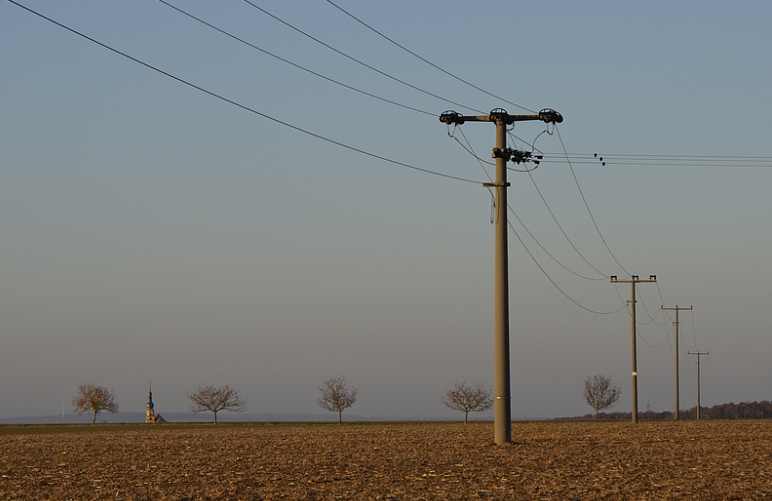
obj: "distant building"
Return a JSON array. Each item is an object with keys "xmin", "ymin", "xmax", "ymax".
[{"xmin": 145, "ymin": 384, "xmax": 166, "ymax": 424}]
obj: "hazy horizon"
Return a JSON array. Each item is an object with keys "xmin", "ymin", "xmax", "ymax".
[{"xmin": 2, "ymin": 1, "xmax": 770, "ymax": 421}]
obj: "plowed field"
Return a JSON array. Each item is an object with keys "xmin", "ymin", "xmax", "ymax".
[{"xmin": 1, "ymin": 420, "xmax": 770, "ymax": 500}]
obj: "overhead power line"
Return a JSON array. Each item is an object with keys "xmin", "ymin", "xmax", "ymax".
[
  {"xmin": 508, "ymin": 217, "xmax": 628, "ymax": 315},
  {"xmin": 539, "ymin": 152, "xmax": 772, "ymax": 168},
  {"xmin": 555, "ymin": 126, "xmax": 631, "ymax": 276},
  {"xmin": 449, "ymin": 126, "xmax": 615, "ymax": 284},
  {"xmin": 324, "ymin": 0, "xmax": 536, "ymax": 114},
  {"xmin": 525, "ymin": 169, "xmax": 609, "ymax": 280},
  {"xmin": 241, "ymin": 0, "xmax": 486, "ymax": 115},
  {"xmin": 8, "ymin": 0, "xmax": 482, "ymax": 185},
  {"xmin": 157, "ymin": 0, "xmax": 435, "ymax": 116}
]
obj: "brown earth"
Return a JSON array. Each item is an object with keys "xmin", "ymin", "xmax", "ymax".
[{"xmin": 1, "ymin": 420, "xmax": 770, "ymax": 500}]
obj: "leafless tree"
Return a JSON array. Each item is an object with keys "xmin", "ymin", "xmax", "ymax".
[
  {"xmin": 72, "ymin": 384, "xmax": 118, "ymax": 424},
  {"xmin": 317, "ymin": 376, "xmax": 357, "ymax": 424},
  {"xmin": 583, "ymin": 374, "xmax": 621, "ymax": 421},
  {"xmin": 441, "ymin": 381, "xmax": 493, "ymax": 424},
  {"xmin": 186, "ymin": 384, "xmax": 246, "ymax": 424}
]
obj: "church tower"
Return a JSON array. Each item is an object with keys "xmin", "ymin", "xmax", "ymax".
[{"xmin": 146, "ymin": 383, "xmax": 156, "ymax": 423}]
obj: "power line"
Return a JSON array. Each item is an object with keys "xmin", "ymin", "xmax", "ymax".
[
  {"xmin": 635, "ymin": 324, "xmax": 669, "ymax": 349},
  {"xmin": 241, "ymin": 0, "xmax": 486, "ymax": 115},
  {"xmin": 157, "ymin": 0, "xmax": 435, "ymax": 117},
  {"xmin": 448, "ymin": 126, "xmax": 615, "ymax": 283},
  {"xmin": 507, "ymin": 216, "xmax": 627, "ymax": 315},
  {"xmin": 324, "ymin": 0, "xmax": 536, "ymax": 114},
  {"xmin": 555, "ymin": 126, "xmax": 631, "ymax": 276},
  {"xmin": 508, "ymin": 205, "xmax": 615, "ymax": 284},
  {"xmin": 8, "ymin": 0, "xmax": 482, "ymax": 185},
  {"xmin": 634, "ymin": 285, "xmax": 667, "ymax": 326},
  {"xmin": 525, "ymin": 169, "xmax": 609, "ymax": 280},
  {"xmin": 539, "ymin": 152, "xmax": 772, "ymax": 168}
]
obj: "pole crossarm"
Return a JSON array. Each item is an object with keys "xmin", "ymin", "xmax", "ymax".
[
  {"xmin": 662, "ymin": 305, "xmax": 693, "ymax": 420},
  {"xmin": 609, "ymin": 275, "xmax": 657, "ymax": 285},
  {"xmin": 440, "ymin": 108, "xmax": 563, "ymax": 126},
  {"xmin": 441, "ymin": 108, "xmax": 561, "ymax": 172},
  {"xmin": 610, "ymin": 274, "xmax": 657, "ymax": 424}
]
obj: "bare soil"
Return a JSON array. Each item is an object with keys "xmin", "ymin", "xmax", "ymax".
[{"xmin": 1, "ymin": 420, "xmax": 770, "ymax": 500}]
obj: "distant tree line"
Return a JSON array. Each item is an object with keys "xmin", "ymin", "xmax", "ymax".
[
  {"xmin": 563, "ymin": 401, "xmax": 772, "ymax": 421},
  {"xmin": 695, "ymin": 400, "xmax": 772, "ymax": 420}
]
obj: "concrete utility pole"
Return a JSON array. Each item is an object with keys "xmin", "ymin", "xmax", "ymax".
[
  {"xmin": 662, "ymin": 305, "xmax": 692, "ymax": 420},
  {"xmin": 688, "ymin": 350, "xmax": 709, "ymax": 420},
  {"xmin": 610, "ymin": 275, "xmax": 657, "ymax": 424},
  {"xmin": 440, "ymin": 108, "xmax": 562, "ymax": 445}
]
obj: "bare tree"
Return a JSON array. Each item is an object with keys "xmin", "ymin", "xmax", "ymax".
[
  {"xmin": 72, "ymin": 384, "xmax": 118, "ymax": 424},
  {"xmin": 186, "ymin": 385, "xmax": 246, "ymax": 424},
  {"xmin": 441, "ymin": 381, "xmax": 493, "ymax": 424},
  {"xmin": 317, "ymin": 376, "xmax": 357, "ymax": 424},
  {"xmin": 583, "ymin": 374, "xmax": 621, "ymax": 421}
]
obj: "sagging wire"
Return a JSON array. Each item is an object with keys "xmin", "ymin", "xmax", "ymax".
[
  {"xmin": 636, "ymin": 324, "xmax": 670, "ymax": 349},
  {"xmin": 324, "ymin": 0, "xmax": 537, "ymax": 114},
  {"xmin": 555, "ymin": 125, "xmax": 631, "ymax": 277},
  {"xmin": 690, "ymin": 309, "xmax": 699, "ymax": 348},
  {"xmin": 525, "ymin": 168, "xmax": 609, "ymax": 280},
  {"xmin": 506, "ymin": 128, "xmax": 611, "ymax": 281},
  {"xmin": 243, "ymin": 0, "xmax": 486, "ymax": 115},
  {"xmin": 655, "ymin": 282, "xmax": 668, "ymax": 315},
  {"xmin": 446, "ymin": 125, "xmax": 497, "ymax": 223},
  {"xmin": 507, "ymin": 205, "xmax": 616, "ymax": 282},
  {"xmin": 8, "ymin": 0, "xmax": 483, "ymax": 185},
  {"xmin": 507, "ymin": 217, "xmax": 628, "ymax": 315},
  {"xmin": 446, "ymin": 125, "xmax": 495, "ymax": 167},
  {"xmin": 634, "ymin": 285, "xmax": 667, "ymax": 326},
  {"xmin": 539, "ymin": 152, "xmax": 772, "ymax": 169},
  {"xmin": 445, "ymin": 123, "xmax": 622, "ymax": 283},
  {"xmin": 663, "ymin": 318, "xmax": 678, "ymax": 364},
  {"xmin": 679, "ymin": 310, "xmax": 696, "ymax": 379},
  {"xmin": 157, "ymin": 0, "xmax": 436, "ymax": 117}
]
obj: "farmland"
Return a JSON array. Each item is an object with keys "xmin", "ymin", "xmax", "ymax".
[{"xmin": 1, "ymin": 421, "xmax": 770, "ymax": 500}]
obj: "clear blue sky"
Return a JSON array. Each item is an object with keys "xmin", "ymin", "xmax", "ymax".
[{"xmin": 1, "ymin": 1, "xmax": 770, "ymax": 420}]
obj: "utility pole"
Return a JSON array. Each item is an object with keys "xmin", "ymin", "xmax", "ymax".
[
  {"xmin": 662, "ymin": 305, "xmax": 692, "ymax": 420},
  {"xmin": 688, "ymin": 350, "xmax": 709, "ymax": 420},
  {"xmin": 610, "ymin": 275, "xmax": 657, "ymax": 424},
  {"xmin": 440, "ymin": 108, "xmax": 562, "ymax": 445}
]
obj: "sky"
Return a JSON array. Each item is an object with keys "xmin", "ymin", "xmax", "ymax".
[{"xmin": 1, "ymin": 1, "xmax": 771, "ymax": 421}]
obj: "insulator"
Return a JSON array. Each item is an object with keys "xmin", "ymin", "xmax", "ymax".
[{"xmin": 439, "ymin": 110, "xmax": 463, "ymax": 125}]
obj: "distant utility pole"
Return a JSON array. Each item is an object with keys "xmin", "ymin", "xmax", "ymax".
[
  {"xmin": 62, "ymin": 391, "xmax": 66, "ymax": 418},
  {"xmin": 440, "ymin": 108, "xmax": 563, "ymax": 445},
  {"xmin": 662, "ymin": 305, "xmax": 692, "ymax": 420},
  {"xmin": 610, "ymin": 275, "xmax": 657, "ymax": 424},
  {"xmin": 688, "ymin": 350, "xmax": 709, "ymax": 420}
]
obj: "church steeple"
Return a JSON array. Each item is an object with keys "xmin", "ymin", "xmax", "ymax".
[{"xmin": 145, "ymin": 382, "xmax": 155, "ymax": 422}]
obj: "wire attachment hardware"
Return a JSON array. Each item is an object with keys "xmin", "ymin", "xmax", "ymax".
[
  {"xmin": 538, "ymin": 108, "xmax": 563, "ymax": 124},
  {"xmin": 439, "ymin": 110, "xmax": 464, "ymax": 125}
]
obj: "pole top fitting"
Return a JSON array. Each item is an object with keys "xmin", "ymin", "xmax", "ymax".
[
  {"xmin": 439, "ymin": 110, "xmax": 464, "ymax": 125},
  {"xmin": 489, "ymin": 108, "xmax": 509, "ymax": 121},
  {"xmin": 538, "ymin": 108, "xmax": 563, "ymax": 124}
]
